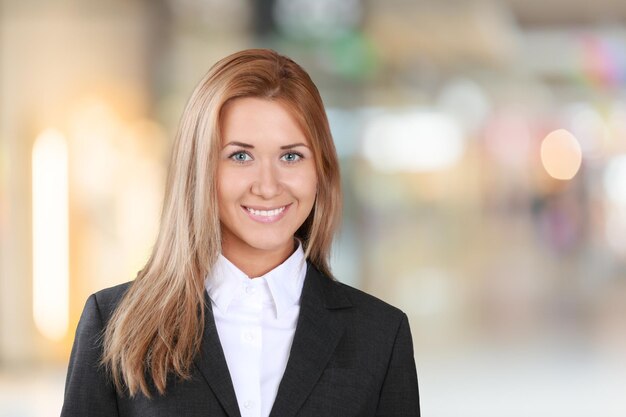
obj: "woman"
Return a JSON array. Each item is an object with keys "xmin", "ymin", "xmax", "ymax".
[{"xmin": 61, "ymin": 49, "xmax": 419, "ymax": 417}]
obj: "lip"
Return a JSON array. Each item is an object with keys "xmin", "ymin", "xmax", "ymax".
[{"xmin": 241, "ymin": 203, "xmax": 292, "ymax": 224}]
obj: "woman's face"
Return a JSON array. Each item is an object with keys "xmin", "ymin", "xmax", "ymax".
[{"xmin": 217, "ymin": 97, "xmax": 317, "ymax": 262}]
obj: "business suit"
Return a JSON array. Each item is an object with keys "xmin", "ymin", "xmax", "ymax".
[{"xmin": 61, "ymin": 262, "xmax": 420, "ymax": 416}]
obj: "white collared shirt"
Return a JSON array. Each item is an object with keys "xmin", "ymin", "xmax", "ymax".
[{"xmin": 205, "ymin": 243, "xmax": 307, "ymax": 417}]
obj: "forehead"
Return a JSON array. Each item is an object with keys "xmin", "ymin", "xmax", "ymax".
[{"xmin": 220, "ymin": 97, "xmax": 309, "ymax": 145}]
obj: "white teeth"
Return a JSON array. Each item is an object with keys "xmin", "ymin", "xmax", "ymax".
[{"xmin": 246, "ymin": 206, "xmax": 285, "ymax": 217}]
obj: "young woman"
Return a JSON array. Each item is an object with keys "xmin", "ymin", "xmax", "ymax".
[{"xmin": 61, "ymin": 49, "xmax": 419, "ymax": 417}]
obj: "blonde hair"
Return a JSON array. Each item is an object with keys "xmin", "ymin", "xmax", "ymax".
[{"xmin": 101, "ymin": 49, "xmax": 342, "ymax": 397}]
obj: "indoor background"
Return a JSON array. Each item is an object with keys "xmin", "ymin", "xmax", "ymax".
[{"xmin": 1, "ymin": 0, "xmax": 625, "ymax": 416}]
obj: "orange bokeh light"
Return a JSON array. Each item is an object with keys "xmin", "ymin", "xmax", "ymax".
[{"xmin": 540, "ymin": 129, "xmax": 582, "ymax": 180}]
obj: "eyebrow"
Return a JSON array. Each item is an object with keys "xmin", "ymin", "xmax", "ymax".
[{"xmin": 222, "ymin": 141, "xmax": 309, "ymax": 150}]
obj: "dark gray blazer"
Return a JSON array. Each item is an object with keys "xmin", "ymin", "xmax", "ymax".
[{"xmin": 61, "ymin": 263, "xmax": 420, "ymax": 416}]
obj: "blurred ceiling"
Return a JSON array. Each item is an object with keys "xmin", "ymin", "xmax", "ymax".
[{"xmin": 506, "ymin": 0, "xmax": 626, "ymax": 26}]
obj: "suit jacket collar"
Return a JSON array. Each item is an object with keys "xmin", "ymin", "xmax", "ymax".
[
  {"xmin": 269, "ymin": 262, "xmax": 352, "ymax": 417},
  {"xmin": 194, "ymin": 290, "xmax": 242, "ymax": 417},
  {"xmin": 194, "ymin": 261, "xmax": 352, "ymax": 417}
]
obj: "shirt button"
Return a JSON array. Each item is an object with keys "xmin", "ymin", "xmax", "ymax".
[
  {"xmin": 245, "ymin": 285, "xmax": 256, "ymax": 295},
  {"xmin": 244, "ymin": 332, "xmax": 255, "ymax": 342},
  {"xmin": 244, "ymin": 400, "xmax": 254, "ymax": 409}
]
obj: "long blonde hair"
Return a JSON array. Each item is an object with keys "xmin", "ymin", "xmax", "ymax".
[{"xmin": 101, "ymin": 49, "xmax": 342, "ymax": 397}]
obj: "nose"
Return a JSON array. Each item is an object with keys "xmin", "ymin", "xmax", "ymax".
[{"xmin": 251, "ymin": 160, "xmax": 282, "ymax": 198}]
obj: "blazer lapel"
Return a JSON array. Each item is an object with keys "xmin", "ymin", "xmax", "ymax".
[
  {"xmin": 194, "ymin": 292, "xmax": 241, "ymax": 417},
  {"xmin": 269, "ymin": 263, "xmax": 352, "ymax": 417}
]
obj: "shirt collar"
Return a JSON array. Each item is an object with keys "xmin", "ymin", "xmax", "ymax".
[{"xmin": 205, "ymin": 240, "xmax": 307, "ymax": 319}]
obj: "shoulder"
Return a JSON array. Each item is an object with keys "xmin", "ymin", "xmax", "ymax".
[
  {"xmin": 93, "ymin": 281, "xmax": 133, "ymax": 306},
  {"xmin": 82, "ymin": 281, "xmax": 133, "ymax": 325},
  {"xmin": 315, "ymin": 272, "xmax": 415, "ymax": 372},
  {"xmin": 334, "ymin": 280, "xmax": 406, "ymax": 325},
  {"xmin": 309, "ymin": 263, "xmax": 406, "ymax": 330}
]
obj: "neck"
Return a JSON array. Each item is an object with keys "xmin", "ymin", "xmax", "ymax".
[{"xmin": 221, "ymin": 239, "xmax": 297, "ymax": 278}]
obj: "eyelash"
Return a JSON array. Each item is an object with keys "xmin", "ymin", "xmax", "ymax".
[
  {"xmin": 281, "ymin": 151, "xmax": 304, "ymax": 163},
  {"xmin": 228, "ymin": 151, "xmax": 252, "ymax": 164},
  {"xmin": 227, "ymin": 150, "xmax": 304, "ymax": 164}
]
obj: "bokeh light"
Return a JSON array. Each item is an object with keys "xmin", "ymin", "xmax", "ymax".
[
  {"xmin": 604, "ymin": 154, "xmax": 626, "ymax": 255},
  {"xmin": 362, "ymin": 110, "xmax": 464, "ymax": 173},
  {"xmin": 436, "ymin": 77, "xmax": 491, "ymax": 134},
  {"xmin": 540, "ymin": 129, "xmax": 582, "ymax": 180},
  {"xmin": 563, "ymin": 102, "xmax": 609, "ymax": 159},
  {"xmin": 32, "ymin": 128, "xmax": 69, "ymax": 342},
  {"xmin": 274, "ymin": 0, "xmax": 361, "ymax": 39},
  {"xmin": 604, "ymin": 154, "xmax": 626, "ymax": 205}
]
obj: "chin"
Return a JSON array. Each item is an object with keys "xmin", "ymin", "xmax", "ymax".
[
  {"xmin": 250, "ymin": 239, "xmax": 292, "ymax": 253},
  {"xmin": 242, "ymin": 233, "xmax": 295, "ymax": 253}
]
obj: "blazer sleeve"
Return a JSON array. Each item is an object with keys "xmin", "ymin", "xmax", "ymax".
[
  {"xmin": 61, "ymin": 294, "xmax": 120, "ymax": 417},
  {"xmin": 376, "ymin": 313, "xmax": 420, "ymax": 417}
]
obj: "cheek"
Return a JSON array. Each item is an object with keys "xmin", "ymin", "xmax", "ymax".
[
  {"xmin": 216, "ymin": 176, "xmax": 242, "ymax": 221},
  {"xmin": 288, "ymin": 171, "xmax": 317, "ymax": 203},
  {"xmin": 217, "ymin": 169, "xmax": 247, "ymax": 200}
]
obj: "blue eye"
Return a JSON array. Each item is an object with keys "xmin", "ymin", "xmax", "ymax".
[
  {"xmin": 229, "ymin": 151, "xmax": 252, "ymax": 163},
  {"xmin": 281, "ymin": 152, "xmax": 303, "ymax": 163}
]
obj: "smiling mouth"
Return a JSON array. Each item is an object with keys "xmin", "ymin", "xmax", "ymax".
[
  {"xmin": 245, "ymin": 206, "xmax": 286, "ymax": 216},
  {"xmin": 242, "ymin": 204, "xmax": 291, "ymax": 223}
]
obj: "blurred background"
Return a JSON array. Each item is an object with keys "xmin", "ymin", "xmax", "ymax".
[{"xmin": 1, "ymin": 0, "xmax": 626, "ymax": 415}]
